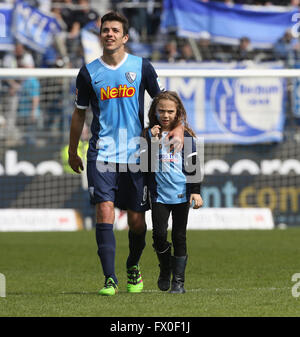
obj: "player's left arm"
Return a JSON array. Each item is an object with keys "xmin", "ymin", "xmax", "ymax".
[
  {"xmin": 166, "ymin": 124, "xmax": 184, "ymax": 153},
  {"xmin": 142, "ymin": 58, "xmax": 163, "ymax": 98},
  {"xmin": 185, "ymin": 134, "xmax": 203, "ymax": 208}
]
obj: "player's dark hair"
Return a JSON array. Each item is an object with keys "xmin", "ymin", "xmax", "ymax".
[
  {"xmin": 145, "ymin": 91, "xmax": 196, "ymax": 138},
  {"xmin": 100, "ymin": 11, "xmax": 129, "ymax": 36}
]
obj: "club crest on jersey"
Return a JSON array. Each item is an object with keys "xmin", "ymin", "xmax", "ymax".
[{"xmin": 126, "ymin": 72, "xmax": 136, "ymax": 84}]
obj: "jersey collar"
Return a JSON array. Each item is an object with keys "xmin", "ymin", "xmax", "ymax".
[{"xmin": 99, "ymin": 53, "xmax": 128, "ymax": 70}]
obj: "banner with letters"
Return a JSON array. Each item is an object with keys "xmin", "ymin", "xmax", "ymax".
[
  {"xmin": 161, "ymin": 0, "xmax": 299, "ymax": 48},
  {"xmin": 200, "ymin": 175, "xmax": 300, "ymax": 228},
  {"xmin": 0, "ymin": 3, "xmax": 14, "ymax": 51},
  {"xmin": 292, "ymin": 63, "xmax": 300, "ymax": 119},
  {"xmin": 12, "ymin": 0, "xmax": 62, "ymax": 53},
  {"xmin": 155, "ymin": 62, "xmax": 286, "ymax": 144}
]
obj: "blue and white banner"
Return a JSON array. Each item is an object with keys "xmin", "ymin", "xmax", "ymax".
[
  {"xmin": 155, "ymin": 62, "xmax": 286, "ymax": 144},
  {"xmin": 161, "ymin": 0, "xmax": 299, "ymax": 48},
  {"xmin": 12, "ymin": 0, "xmax": 62, "ymax": 53},
  {"xmin": 292, "ymin": 63, "xmax": 300, "ymax": 118},
  {"xmin": 0, "ymin": 3, "xmax": 14, "ymax": 51}
]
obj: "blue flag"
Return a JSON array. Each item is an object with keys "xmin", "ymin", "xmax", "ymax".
[
  {"xmin": 12, "ymin": 0, "xmax": 62, "ymax": 53},
  {"xmin": 161, "ymin": 0, "xmax": 299, "ymax": 48},
  {"xmin": 0, "ymin": 3, "xmax": 14, "ymax": 51}
]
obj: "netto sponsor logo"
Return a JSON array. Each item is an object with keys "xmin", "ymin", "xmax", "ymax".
[{"xmin": 100, "ymin": 85, "xmax": 135, "ymax": 101}]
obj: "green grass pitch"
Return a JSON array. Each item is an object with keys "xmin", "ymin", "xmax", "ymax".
[{"xmin": 0, "ymin": 228, "xmax": 300, "ymax": 317}]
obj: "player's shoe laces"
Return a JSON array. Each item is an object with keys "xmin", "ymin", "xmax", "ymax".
[
  {"xmin": 127, "ymin": 265, "xmax": 143, "ymax": 293},
  {"xmin": 99, "ymin": 277, "xmax": 118, "ymax": 296}
]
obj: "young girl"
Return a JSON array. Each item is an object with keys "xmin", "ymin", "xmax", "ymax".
[{"xmin": 143, "ymin": 91, "xmax": 203, "ymax": 294}]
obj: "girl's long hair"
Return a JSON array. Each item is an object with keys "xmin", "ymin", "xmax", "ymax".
[{"xmin": 144, "ymin": 90, "xmax": 196, "ymax": 138}]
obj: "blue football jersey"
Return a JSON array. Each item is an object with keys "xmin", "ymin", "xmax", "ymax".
[{"xmin": 75, "ymin": 53, "xmax": 161, "ymax": 163}]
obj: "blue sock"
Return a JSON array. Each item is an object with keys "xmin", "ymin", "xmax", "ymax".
[{"xmin": 95, "ymin": 223, "xmax": 118, "ymax": 284}]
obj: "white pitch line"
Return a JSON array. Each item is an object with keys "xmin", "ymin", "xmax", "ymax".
[
  {"xmin": 60, "ymin": 287, "xmax": 291, "ymax": 295},
  {"xmin": 142, "ymin": 287, "xmax": 291, "ymax": 293}
]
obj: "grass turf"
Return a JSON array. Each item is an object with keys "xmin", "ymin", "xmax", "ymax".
[{"xmin": 0, "ymin": 228, "xmax": 300, "ymax": 317}]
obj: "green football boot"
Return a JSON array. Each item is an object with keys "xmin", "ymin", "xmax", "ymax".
[
  {"xmin": 127, "ymin": 265, "xmax": 143, "ymax": 293},
  {"xmin": 99, "ymin": 277, "xmax": 118, "ymax": 296}
]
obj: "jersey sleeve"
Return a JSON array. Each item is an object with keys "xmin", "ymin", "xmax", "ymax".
[
  {"xmin": 75, "ymin": 65, "xmax": 92, "ymax": 109},
  {"xmin": 142, "ymin": 58, "xmax": 163, "ymax": 98}
]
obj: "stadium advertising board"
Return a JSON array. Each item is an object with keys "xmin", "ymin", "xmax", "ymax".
[
  {"xmin": 115, "ymin": 208, "xmax": 274, "ymax": 230},
  {"xmin": 0, "ymin": 209, "xmax": 83, "ymax": 231},
  {"xmin": 201, "ymin": 175, "xmax": 300, "ymax": 227},
  {"xmin": 0, "ymin": 142, "xmax": 298, "ymax": 227}
]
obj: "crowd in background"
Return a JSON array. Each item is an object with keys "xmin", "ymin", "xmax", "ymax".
[
  {"xmin": 0, "ymin": 0, "xmax": 300, "ymax": 146},
  {"xmin": 1, "ymin": 0, "xmax": 300, "ymax": 69}
]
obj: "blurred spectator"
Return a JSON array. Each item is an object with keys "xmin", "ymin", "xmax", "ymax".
[
  {"xmin": 50, "ymin": 2, "xmax": 70, "ymax": 67},
  {"xmin": 121, "ymin": 0, "xmax": 148, "ymax": 41},
  {"xmin": 59, "ymin": 0, "xmax": 79, "ymax": 37},
  {"xmin": 178, "ymin": 41, "xmax": 196, "ymax": 62},
  {"xmin": 197, "ymin": 31, "xmax": 214, "ymax": 61},
  {"xmin": 16, "ymin": 54, "xmax": 41, "ymax": 145},
  {"xmin": 74, "ymin": 0, "xmax": 100, "ymax": 32},
  {"xmin": 161, "ymin": 40, "xmax": 180, "ymax": 62},
  {"xmin": 66, "ymin": 0, "xmax": 100, "ymax": 66},
  {"xmin": 42, "ymin": 71, "xmax": 66, "ymax": 135},
  {"xmin": 273, "ymin": 30, "xmax": 300, "ymax": 67},
  {"xmin": 2, "ymin": 43, "xmax": 33, "ymax": 69},
  {"xmin": 234, "ymin": 37, "xmax": 255, "ymax": 61},
  {"xmin": 52, "ymin": 0, "xmax": 82, "ymax": 66},
  {"xmin": 112, "ymin": 0, "xmax": 161, "ymax": 40},
  {"xmin": 1, "ymin": 43, "xmax": 35, "ymax": 144},
  {"xmin": 146, "ymin": 0, "xmax": 162, "ymax": 37}
]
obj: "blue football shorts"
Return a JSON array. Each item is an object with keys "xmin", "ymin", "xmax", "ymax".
[{"xmin": 87, "ymin": 160, "xmax": 149, "ymax": 212}]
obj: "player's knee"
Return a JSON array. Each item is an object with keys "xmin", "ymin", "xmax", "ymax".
[
  {"xmin": 129, "ymin": 222, "xmax": 146, "ymax": 234},
  {"xmin": 128, "ymin": 211, "xmax": 146, "ymax": 234},
  {"xmin": 128, "ymin": 219, "xmax": 146, "ymax": 234},
  {"xmin": 96, "ymin": 201, "xmax": 114, "ymax": 223}
]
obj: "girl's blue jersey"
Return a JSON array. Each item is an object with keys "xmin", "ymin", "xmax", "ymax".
[
  {"xmin": 75, "ymin": 53, "xmax": 161, "ymax": 163},
  {"xmin": 146, "ymin": 130, "xmax": 201, "ymax": 205}
]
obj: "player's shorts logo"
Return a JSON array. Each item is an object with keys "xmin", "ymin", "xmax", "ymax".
[
  {"xmin": 140, "ymin": 185, "xmax": 147, "ymax": 206},
  {"xmin": 126, "ymin": 72, "xmax": 137, "ymax": 84},
  {"xmin": 89, "ymin": 187, "xmax": 94, "ymax": 198}
]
